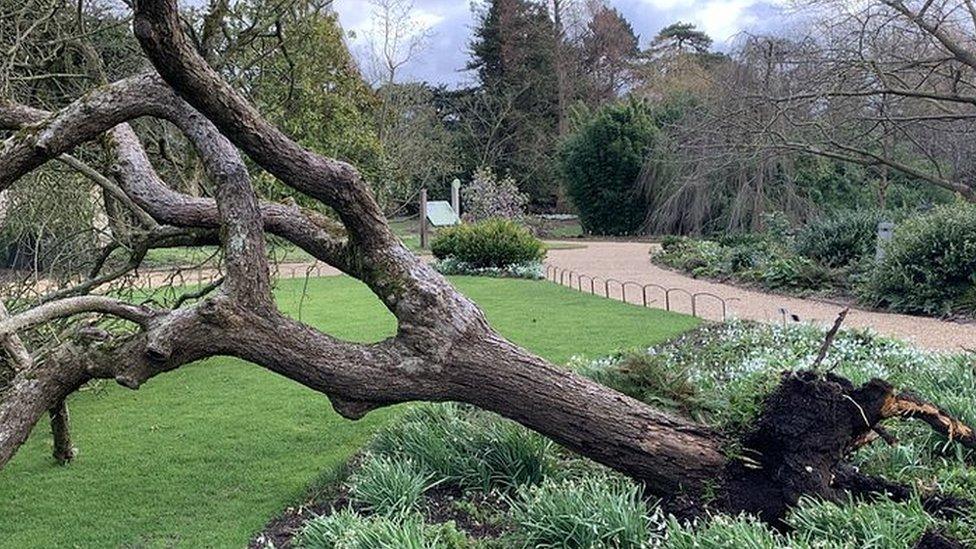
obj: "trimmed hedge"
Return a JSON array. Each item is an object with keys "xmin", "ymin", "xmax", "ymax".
[{"xmin": 431, "ymin": 219, "xmax": 545, "ymax": 269}]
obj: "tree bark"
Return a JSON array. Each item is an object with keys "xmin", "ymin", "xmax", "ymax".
[{"xmin": 49, "ymin": 400, "xmax": 75, "ymax": 465}]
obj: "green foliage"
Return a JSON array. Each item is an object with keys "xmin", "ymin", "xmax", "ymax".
[
  {"xmin": 658, "ymin": 204, "xmax": 976, "ymax": 315},
  {"xmin": 577, "ymin": 350, "xmax": 700, "ymax": 413},
  {"xmin": 510, "ymin": 475, "xmax": 660, "ymax": 548},
  {"xmin": 795, "ymin": 210, "xmax": 889, "ymax": 268},
  {"xmin": 348, "ymin": 455, "xmax": 438, "ymax": 516},
  {"xmin": 298, "ymin": 319, "xmax": 976, "ymax": 549},
  {"xmin": 561, "ymin": 100, "xmax": 659, "ymax": 235},
  {"xmin": 859, "ymin": 203, "xmax": 976, "ymax": 315},
  {"xmin": 654, "ymin": 234, "xmax": 834, "ymax": 293},
  {"xmin": 431, "ymin": 219, "xmax": 545, "ymax": 269},
  {"xmin": 664, "ymin": 514, "xmax": 787, "ymax": 548},
  {"xmin": 794, "ymin": 156, "xmax": 954, "ymax": 213},
  {"xmin": 432, "ymin": 257, "xmax": 544, "ymax": 280},
  {"xmin": 370, "ymin": 404, "xmax": 557, "ymax": 492},
  {"xmin": 297, "ymin": 509, "xmax": 470, "ymax": 549},
  {"xmin": 247, "ymin": 11, "xmax": 383, "ymax": 206},
  {"xmin": 753, "ymin": 255, "xmax": 833, "ymax": 291},
  {"xmin": 787, "ymin": 496, "xmax": 935, "ymax": 548},
  {"xmin": 574, "ymin": 320, "xmax": 969, "ymax": 432},
  {"xmin": 654, "ymin": 22, "xmax": 713, "ymax": 54}
]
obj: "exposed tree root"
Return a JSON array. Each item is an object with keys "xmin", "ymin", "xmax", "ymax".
[
  {"xmin": 881, "ymin": 391, "xmax": 976, "ymax": 449},
  {"xmin": 718, "ymin": 368, "xmax": 974, "ymax": 547}
]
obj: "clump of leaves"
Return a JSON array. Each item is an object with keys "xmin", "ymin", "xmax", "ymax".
[
  {"xmin": 858, "ymin": 202, "xmax": 976, "ymax": 316},
  {"xmin": 653, "ymin": 234, "xmax": 834, "ymax": 293},
  {"xmin": 786, "ymin": 496, "xmax": 937, "ymax": 548},
  {"xmin": 795, "ymin": 209, "xmax": 890, "ymax": 268},
  {"xmin": 347, "ymin": 454, "xmax": 439, "ymax": 516},
  {"xmin": 664, "ymin": 513, "xmax": 788, "ymax": 548},
  {"xmin": 370, "ymin": 403, "xmax": 558, "ymax": 492},
  {"xmin": 577, "ymin": 350, "xmax": 702, "ymax": 415},
  {"xmin": 296, "ymin": 508, "xmax": 470, "ymax": 549},
  {"xmin": 509, "ymin": 475, "xmax": 662, "ymax": 548}
]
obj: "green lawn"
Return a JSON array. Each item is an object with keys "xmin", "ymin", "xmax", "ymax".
[{"xmin": 0, "ymin": 276, "xmax": 698, "ymax": 548}]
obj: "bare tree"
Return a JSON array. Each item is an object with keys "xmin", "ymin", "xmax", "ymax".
[
  {"xmin": 362, "ymin": 0, "xmax": 432, "ymax": 87},
  {"xmin": 740, "ymin": 0, "xmax": 976, "ymax": 201},
  {"xmin": 0, "ymin": 0, "xmax": 973, "ymax": 538}
]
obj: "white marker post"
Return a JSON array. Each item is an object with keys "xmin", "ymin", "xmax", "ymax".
[{"xmin": 451, "ymin": 178, "xmax": 461, "ymax": 218}]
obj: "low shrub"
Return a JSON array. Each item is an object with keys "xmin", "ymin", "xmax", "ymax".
[
  {"xmin": 347, "ymin": 454, "xmax": 438, "ymax": 516},
  {"xmin": 653, "ymin": 236, "xmax": 832, "ymax": 293},
  {"xmin": 510, "ymin": 475, "xmax": 661, "ymax": 548},
  {"xmin": 858, "ymin": 203, "xmax": 976, "ymax": 315},
  {"xmin": 795, "ymin": 210, "xmax": 889, "ymax": 268},
  {"xmin": 297, "ymin": 508, "xmax": 470, "ymax": 548},
  {"xmin": 654, "ymin": 239, "xmax": 729, "ymax": 279},
  {"xmin": 751, "ymin": 255, "xmax": 833, "ymax": 291},
  {"xmin": 431, "ymin": 219, "xmax": 545, "ymax": 269}
]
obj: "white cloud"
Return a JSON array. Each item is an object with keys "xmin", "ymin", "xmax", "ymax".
[
  {"xmin": 693, "ymin": 0, "xmax": 760, "ymax": 42},
  {"xmin": 411, "ymin": 8, "xmax": 446, "ymax": 33},
  {"xmin": 637, "ymin": 0, "xmax": 698, "ymax": 9}
]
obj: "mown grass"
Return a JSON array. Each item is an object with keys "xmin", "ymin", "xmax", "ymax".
[{"xmin": 0, "ymin": 276, "xmax": 697, "ymax": 548}]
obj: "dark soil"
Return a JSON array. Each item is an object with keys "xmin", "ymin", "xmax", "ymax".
[
  {"xmin": 422, "ymin": 485, "xmax": 511, "ymax": 540},
  {"xmin": 916, "ymin": 530, "xmax": 968, "ymax": 549},
  {"xmin": 248, "ymin": 500, "xmax": 335, "ymax": 549},
  {"xmin": 248, "ymin": 472, "xmax": 511, "ymax": 547}
]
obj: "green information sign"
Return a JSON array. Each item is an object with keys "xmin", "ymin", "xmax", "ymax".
[{"xmin": 426, "ymin": 201, "xmax": 461, "ymax": 227}]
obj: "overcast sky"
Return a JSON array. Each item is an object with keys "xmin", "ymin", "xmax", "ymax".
[{"xmin": 332, "ymin": 0, "xmax": 789, "ymax": 87}]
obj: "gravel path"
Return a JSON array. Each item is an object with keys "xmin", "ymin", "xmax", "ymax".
[{"xmin": 545, "ymin": 240, "xmax": 976, "ymax": 352}]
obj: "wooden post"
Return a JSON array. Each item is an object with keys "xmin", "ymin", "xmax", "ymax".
[
  {"xmin": 420, "ymin": 188, "xmax": 429, "ymax": 249},
  {"xmin": 451, "ymin": 178, "xmax": 461, "ymax": 219}
]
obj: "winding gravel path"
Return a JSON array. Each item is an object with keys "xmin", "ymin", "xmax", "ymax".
[{"xmin": 544, "ymin": 240, "xmax": 976, "ymax": 352}]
